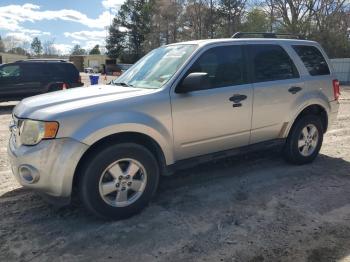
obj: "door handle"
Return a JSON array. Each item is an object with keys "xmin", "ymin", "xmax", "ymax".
[
  {"xmin": 229, "ymin": 94, "xmax": 247, "ymax": 103},
  {"xmin": 288, "ymin": 86, "xmax": 302, "ymax": 94},
  {"xmin": 232, "ymin": 103, "xmax": 242, "ymax": 108}
]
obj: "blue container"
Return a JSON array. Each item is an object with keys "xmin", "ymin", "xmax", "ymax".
[{"xmin": 89, "ymin": 75, "xmax": 99, "ymax": 85}]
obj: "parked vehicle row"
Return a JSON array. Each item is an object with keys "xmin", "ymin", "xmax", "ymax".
[{"xmin": 7, "ymin": 34, "xmax": 340, "ymax": 219}]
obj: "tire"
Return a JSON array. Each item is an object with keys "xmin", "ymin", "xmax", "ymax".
[
  {"xmin": 48, "ymin": 84, "xmax": 61, "ymax": 92},
  {"xmin": 283, "ymin": 115, "xmax": 323, "ymax": 165},
  {"xmin": 78, "ymin": 143, "xmax": 159, "ymax": 220}
]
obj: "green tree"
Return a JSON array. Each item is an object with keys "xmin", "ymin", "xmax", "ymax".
[
  {"xmin": 89, "ymin": 44, "xmax": 101, "ymax": 55},
  {"xmin": 31, "ymin": 37, "xmax": 42, "ymax": 56},
  {"xmin": 242, "ymin": 8, "xmax": 270, "ymax": 32},
  {"xmin": 118, "ymin": 0, "xmax": 153, "ymax": 60},
  {"xmin": 218, "ymin": 0, "xmax": 246, "ymax": 36},
  {"xmin": 106, "ymin": 17, "xmax": 126, "ymax": 59},
  {"xmin": 0, "ymin": 36, "xmax": 5, "ymax": 52},
  {"xmin": 71, "ymin": 44, "xmax": 86, "ymax": 55},
  {"xmin": 8, "ymin": 47, "xmax": 28, "ymax": 56}
]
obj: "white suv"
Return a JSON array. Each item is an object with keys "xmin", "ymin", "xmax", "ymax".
[{"xmin": 8, "ymin": 35, "xmax": 340, "ymax": 219}]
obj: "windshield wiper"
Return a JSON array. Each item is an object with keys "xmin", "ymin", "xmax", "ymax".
[{"xmin": 112, "ymin": 82, "xmax": 133, "ymax": 87}]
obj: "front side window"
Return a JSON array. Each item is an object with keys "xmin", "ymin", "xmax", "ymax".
[
  {"xmin": 186, "ymin": 45, "xmax": 246, "ymax": 90},
  {"xmin": 0, "ymin": 65, "xmax": 20, "ymax": 78},
  {"xmin": 113, "ymin": 44, "xmax": 197, "ymax": 89},
  {"xmin": 292, "ymin": 45, "xmax": 330, "ymax": 76},
  {"xmin": 250, "ymin": 44, "xmax": 299, "ymax": 82}
]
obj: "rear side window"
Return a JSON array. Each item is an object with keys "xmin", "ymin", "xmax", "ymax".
[
  {"xmin": 249, "ymin": 44, "xmax": 299, "ymax": 82},
  {"xmin": 292, "ymin": 45, "xmax": 330, "ymax": 76},
  {"xmin": 21, "ymin": 64, "xmax": 45, "ymax": 78},
  {"xmin": 187, "ymin": 45, "xmax": 247, "ymax": 90}
]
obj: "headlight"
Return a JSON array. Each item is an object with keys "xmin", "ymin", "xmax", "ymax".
[{"xmin": 20, "ymin": 120, "xmax": 59, "ymax": 145}]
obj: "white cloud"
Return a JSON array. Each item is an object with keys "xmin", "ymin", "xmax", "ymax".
[
  {"xmin": 102, "ymin": 0, "xmax": 125, "ymax": 9},
  {"xmin": 52, "ymin": 44, "xmax": 72, "ymax": 55},
  {"xmin": 64, "ymin": 30, "xmax": 106, "ymax": 41},
  {"xmin": 0, "ymin": 2, "xmax": 122, "ymax": 55},
  {"xmin": 0, "ymin": 4, "xmax": 110, "ymax": 32},
  {"xmin": 5, "ymin": 32, "xmax": 32, "ymax": 43}
]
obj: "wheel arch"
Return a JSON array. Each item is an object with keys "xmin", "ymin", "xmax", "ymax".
[
  {"xmin": 286, "ymin": 104, "xmax": 328, "ymax": 138},
  {"xmin": 73, "ymin": 131, "xmax": 168, "ymax": 189}
]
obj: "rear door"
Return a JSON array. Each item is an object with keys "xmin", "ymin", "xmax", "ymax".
[
  {"xmin": 19, "ymin": 63, "xmax": 46, "ymax": 96},
  {"xmin": 292, "ymin": 45, "xmax": 334, "ymax": 101},
  {"xmin": 248, "ymin": 44, "xmax": 303, "ymax": 144}
]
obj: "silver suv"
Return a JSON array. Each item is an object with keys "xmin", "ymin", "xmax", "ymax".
[{"xmin": 8, "ymin": 36, "xmax": 340, "ymax": 219}]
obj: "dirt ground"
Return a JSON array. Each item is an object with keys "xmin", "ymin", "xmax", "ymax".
[{"xmin": 1, "ymin": 88, "xmax": 350, "ymax": 262}]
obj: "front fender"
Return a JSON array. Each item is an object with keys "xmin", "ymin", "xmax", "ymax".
[{"xmin": 69, "ymin": 112, "xmax": 175, "ymax": 165}]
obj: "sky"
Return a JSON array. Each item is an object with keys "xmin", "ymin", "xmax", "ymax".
[{"xmin": 0, "ymin": 0, "xmax": 125, "ymax": 55}]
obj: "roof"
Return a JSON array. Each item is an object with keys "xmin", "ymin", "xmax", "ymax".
[
  {"xmin": 168, "ymin": 38, "xmax": 317, "ymax": 47},
  {"xmin": 15, "ymin": 59, "xmax": 69, "ymax": 63}
]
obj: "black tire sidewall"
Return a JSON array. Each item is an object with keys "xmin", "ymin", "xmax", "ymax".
[
  {"xmin": 79, "ymin": 143, "xmax": 159, "ymax": 219},
  {"xmin": 285, "ymin": 115, "xmax": 323, "ymax": 164}
]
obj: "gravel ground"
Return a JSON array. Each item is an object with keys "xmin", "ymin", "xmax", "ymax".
[
  {"xmin": 80, "ymin": 73, "xmax": 116, "ymax": 86},
  {"xmin": 1, "ymin": 88, "xmax": 350, "ymax": 262}
]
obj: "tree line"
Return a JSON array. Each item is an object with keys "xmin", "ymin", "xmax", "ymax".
[
  {"xmin": 0, "ymin": 36, "xmax": 102, "ymax": 57},
  {"xmin": 106, "ymin": 0, "xmax": 350, "ymax": 62}
]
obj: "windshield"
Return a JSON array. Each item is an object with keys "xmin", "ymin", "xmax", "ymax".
[{"xmin": 112, "ymin": 44, "xmax": 197, "ymax": 89}]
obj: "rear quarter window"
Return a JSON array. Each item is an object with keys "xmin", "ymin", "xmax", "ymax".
[
  {"xmin": 49, "ymin": 63, "xmax": 79, "ymax": 80},
  {"xmin": 292, "ymin": 45, "xmax": 330, "ymax": 76}
]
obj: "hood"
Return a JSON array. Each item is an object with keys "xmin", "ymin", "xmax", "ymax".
[{"xmin": 14, "ymin": 85, "xmax": 156, "ymax": 120}]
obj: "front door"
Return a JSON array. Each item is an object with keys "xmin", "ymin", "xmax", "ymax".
[
  {"xmin": 171, "ymin": 44, "xmax": 253, "ymax": 160},
  {"xmin": 19, "ymin": 63, "xmax": 46, "ymax": 97}
]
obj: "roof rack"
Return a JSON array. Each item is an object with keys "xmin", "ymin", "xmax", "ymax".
[
  {"xmin": 232, "ymin": 32, "xmax": 303, "ymax": 39},
  {"xmin": 15, "ymin": 59, "xmax": 68, "ymax": 63}
]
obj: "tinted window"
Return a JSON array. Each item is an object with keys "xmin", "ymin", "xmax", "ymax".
[
  {"xmin": 250, "ymin": 45, "xmax": 299, "ymax": 82},
  {"xmin": 63, "ymin": 63, "xmax": 79, "ymax": 75},
  {"xmin": 293, "ymin": 45, "xmax": 330, "ymax": 76},
  {"xmin": 0, "ymin": 65, "xmax": 21, "ymax": 78},
  {"xmin": 44, "ymin": 63, "xmax": 77, "ymax": 81},
  {"xmin": 187, "ymin": 45, "xmax": 246, "ymax": 90},
  {"xmin": 21, "ymin": 64, "xmax": 45, "ymax": 78}
]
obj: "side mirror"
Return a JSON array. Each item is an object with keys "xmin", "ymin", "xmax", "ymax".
[{"xmin": 176, "ymin": 72, "xmax": 208, "ymax": 93}]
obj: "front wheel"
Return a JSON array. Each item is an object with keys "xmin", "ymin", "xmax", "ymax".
[
  {"xmin": 283, "ymin": 115, "xmax": 324, "ymax": 165},
  {"xmin": 78, "ymin": 143, "xmax": 159, "ymax": 219}
]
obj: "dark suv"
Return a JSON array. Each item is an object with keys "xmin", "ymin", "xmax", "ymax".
[{"xmin": 0, "ymin": 59, "xmax": 83, "ymax": 102}]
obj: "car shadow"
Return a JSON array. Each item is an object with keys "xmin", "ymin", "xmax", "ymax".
[
  {"xmin": 2, "ymin": 151, "xmax": 350, "ymax": 261},
  {"xmin": 2, "ymin": 150, "xmax": 350, "ymax": 216}
]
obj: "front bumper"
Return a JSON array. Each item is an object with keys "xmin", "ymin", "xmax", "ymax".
[{"xmin": 8, "ymin": 135, "xmax": 88, "ymax": 200}]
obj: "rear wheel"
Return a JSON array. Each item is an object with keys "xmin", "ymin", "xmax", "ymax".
[
  {"xmin": 48, "ymin": 83, "xmax": 62, "ymax": 92},
  {"xmin": 79, "ymin": 143, "xmax": 159, "ymax": 219},
  {"xmin": 283, "ymin": 115, "xmax": 323, "ymax": 165}
]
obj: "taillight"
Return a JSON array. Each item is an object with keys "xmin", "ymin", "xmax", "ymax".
[{"xmin": 332, "ymin": 79, "xmax": 340, "ymax": 101}]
